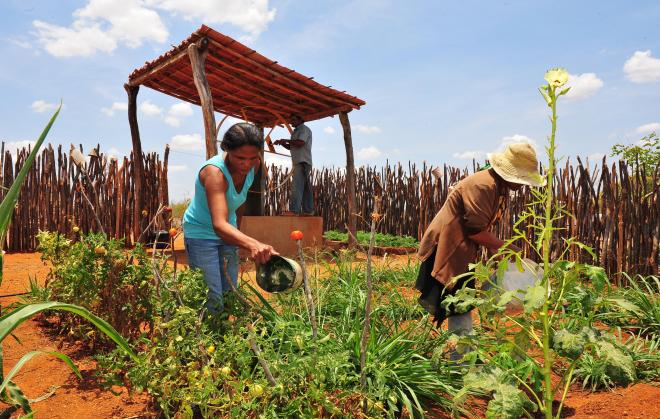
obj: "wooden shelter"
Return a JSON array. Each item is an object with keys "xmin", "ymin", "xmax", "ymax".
[{"xmin": 126, "ymin": 25, "xmax": 365, "ymax": 243}]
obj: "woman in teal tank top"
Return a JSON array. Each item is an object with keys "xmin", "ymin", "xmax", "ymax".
[{"xmin": 183, "ymin": 123, "xmax": 279, "ymax": 314}]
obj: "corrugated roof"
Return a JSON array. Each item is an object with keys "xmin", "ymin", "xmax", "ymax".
[{"xmin": 128, "ymin": 25, "xmax": 365, "ymax": 127}]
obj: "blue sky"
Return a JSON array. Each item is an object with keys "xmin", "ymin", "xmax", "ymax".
[{"xmin": 1, "ymin": 0, "xmax": 659, "ymax": 201}]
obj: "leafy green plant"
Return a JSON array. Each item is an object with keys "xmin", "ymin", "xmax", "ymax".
[
  {"xmin": 35, "ymin": 231, "xmax": 156, "ymax": 344},
  {"xmin": 88, "ymin": 244, "xmax": 460, "ymax": 418},
  {"xmin": 324, "ymin": 230, "xmax": 418, "ymax": 248},
  {"xmin": 573, "ymin": 338, "xmax": 636, "ymax": 391},
  {"xmin": 598, "ymin": 274, "xmax": 659, "ymax": 336},
  {"xmin": 442, "ymin": 69, "xmax": 657, "ymax": 419}
]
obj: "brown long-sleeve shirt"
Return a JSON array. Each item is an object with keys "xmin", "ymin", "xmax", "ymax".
[{"xmin": 417, "ymin": 169, "xmax": 507, "ymax": 285}]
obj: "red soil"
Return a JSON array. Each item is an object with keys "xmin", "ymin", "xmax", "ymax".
[
  {"xmin": 0, "ymin": 252, "xmax": 154, "ymax": 418},
  {"xmin": 1, "ymin": 250, "xmax": 658, "ymax": 418}
]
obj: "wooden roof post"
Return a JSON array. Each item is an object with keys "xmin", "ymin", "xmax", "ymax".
[
  {"xmin": 124, "ymin": 83, "xmax": 145, "ymax": 245},
  {"xmin": 188, "ymin": 36, "xmax": 218, "ymax": 159},
  {"xmin": 339, "ymin": 111, "xmax": 357, "ymax": 247}
]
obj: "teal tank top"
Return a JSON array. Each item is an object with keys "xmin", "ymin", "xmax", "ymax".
[{"xmin": 182, "ymin": 155, "xmax": 255, "ymax": 240}]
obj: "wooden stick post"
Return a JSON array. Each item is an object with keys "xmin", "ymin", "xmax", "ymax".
[
  {"xmin": 339, "ymin": 111, "xmax": 357, "ymax": 247},
  {"xmin": 124, "ymin": 83, "xmax": 145, "ymax": 244},
  {"xmin": 188, "ymin": 36, "xmax": 218, "ymax": 159}
]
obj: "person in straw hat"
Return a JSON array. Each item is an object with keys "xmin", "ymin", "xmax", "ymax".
[{"xmin": 416, "ymin": 142, "xmax": 544, "ymax": 341}]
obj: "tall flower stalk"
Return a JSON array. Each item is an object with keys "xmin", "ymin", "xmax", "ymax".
[{"xmin": 539, "ymin": 67, "xmax": 570, "ymax": 419}]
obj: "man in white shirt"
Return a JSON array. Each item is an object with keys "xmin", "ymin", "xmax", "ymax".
[{"xmin": 274, "ymin": 114, "xmax": 314, "ymax": 215}]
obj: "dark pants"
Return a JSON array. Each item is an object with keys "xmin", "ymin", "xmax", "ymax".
[
  {"xmin": 289, "ymin": 163, "xmax": 314, "ymax": 214},
  {"xmin": 415, "ymin": 251, "xmax": 476, "ymax": 325}
]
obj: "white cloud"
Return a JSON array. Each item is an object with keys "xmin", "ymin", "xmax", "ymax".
[
  {"xmin": 501, "ymin": 134, "xmax": 538, "ymax": 150},
  {"xmin": 33, "ymin": 0, "xmax": 276, "ymax": 57},
  {"xmin": 101, "ymin": 101, "xmax": 128, "ymax": 117},
  {"xmin": 356, "ymin": 146, "xmax": 382, "ymax": 160},
  {"xmin": 169, "ymin": 102, "xmax": 193, "ymax": 117},
  {"xmin": 454, "ymin": 134, "xmax": 537, "ymax": 161},
  {"xmin": 139, "ymin": 100, "xmax": 162, "ymax": 116},
  {"xmin": 164, "ymin": 115, "xmax": 181, "ymax": 127},
  {"xmin": 31, "ymin": 100, "xmax": 57, "ymax": 113},
  {"xmin": 33, "ymin": 0, "xmax": 168, "ymax": 58},
  {"xmin": 3, "ymin": 140, "xmax": 36, "ymax": 158},
  {"xmin": 453, "ymin": 150, "xmax": 485, "ymax": 160},
  {"xmin": 565, "ymin": 73, "xmax": 603, "ymax": 100},
  {"xmin": 635, "ymin": 122, "xmax": 660, "ymax": 135},
  {"xmin": 105, "ymin": 147, "xmax": 123, "ymax": 159},
  {"xmin": 588, "ymin": 153, "xmax": 606, "ymax": 162},
  {"xmin": 33, "ymin": 20, "xmax": 117, "ymax": 57},
  {"xmin": 323, "ymin": 126, "xmax": 336, "ymax": 134},
  {"xmin": 164, "ymin": 102, "xmax": 194, "ymax": 126},
  {"xmin": 264, "ymin": 153, "xmax": 292, "ymax": 168},
  {"xmin": 9, "ymin": 38, "xmax": 32, "ymax": 49},
  {"xmin": 147, "ymin": 0, "xmax": 276, "ymax": 40},
  {"xmin": 169, "ymin": 164, "xmax": 188, "ymax": 172},
  {"xmin": 355, "ymin": 124, "xmax": 381, "ymax": 135},
  {"xmin": 624, "ymin": 50, "xmax": 660, "ymax": 83},
  {"xmin": 170, "ymin": 133, "xmax": 202, "ymax": 151}
]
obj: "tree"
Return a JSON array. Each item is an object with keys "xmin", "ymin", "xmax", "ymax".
[{"xmin": 611, "ymin": 132, "xmax": 660, "ymax": 170}]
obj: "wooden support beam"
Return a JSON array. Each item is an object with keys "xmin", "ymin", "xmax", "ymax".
[
  {"xmin": 339, "ymin": 111, "xmax": 357, "ymax": 247},
  {"xmin": 128, "ymin": 47, "xmax": 190, "ymax": 86},
  {"xmin": 188, "ymin": 37, "xmax": 218, "ymax": 159},
  {"xmin": 124, "ymin": 83, "xmax": 145, "ymax": 245}
]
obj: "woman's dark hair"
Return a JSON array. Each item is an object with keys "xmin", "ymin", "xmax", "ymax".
[{"xmin": 220, "ymin": 123, "xmax": 263, "ymax": 151}]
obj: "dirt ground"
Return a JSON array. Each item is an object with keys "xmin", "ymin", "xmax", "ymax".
[{"xmin": 1, "ymin": 245, "xmax": 658, "ymax": 419}]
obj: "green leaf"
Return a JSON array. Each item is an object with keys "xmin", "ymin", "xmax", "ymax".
[
  {"xmin": 0, "ymin": 105, "xmax": 60, "ymax": 243},
  {"xmin": 486, "ymin": 383, "xmax": 528, "ymax": 419},
  {"xmin": 0, "ymin": 302, "xmax": 137, "ymax": 362},
  {"xmin": 596, "ymin": 341, "xmax": 636, "ymax": 386},
  {"xmin": 6, "ymin": 380, "xmax": 30, "ymax": 414},
  {"xmin": 584, "ymin": 265, "xmax": 608, "ymax": 291},
  {"xmin": 514, "ymin": 257, "xmax": 524, "ymax": 273},
  {"xmin": 0, "ymin": 351, "xmax": 81, "ymax": 392},
  {"xmin": 523, "ymin": 284, "xmax": 546, "ymax": 314},
  {"xmin": 553, "ymin": 329, "xmax": 585, "ymax": 360},
  {"xmin": 557, "ymin": 86, "xmax": 571, "ymax": 97},
  {"xmin": 0, "ymin": 105, "xmax": 60, "ymax": 286},
  {"xmin": 606, "ymin": 298, "xmax": 643, "ymax": 316},
  {"xmin": 497, "ymin": 290, "xmax": 516, "ymax": 309}
]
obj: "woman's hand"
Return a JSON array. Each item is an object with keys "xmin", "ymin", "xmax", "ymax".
[
  {"xmin": 249, "ymin": 241, "xmax": 279, "ymax": 265},
  {"xmin": 505, "ymin": 243, "xmax": 522, "ymax": 254}
]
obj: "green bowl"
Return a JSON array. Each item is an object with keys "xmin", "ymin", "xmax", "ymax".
[{"xmin": 256, "ymin": 255, "xmax": 303, "ymax": 293}]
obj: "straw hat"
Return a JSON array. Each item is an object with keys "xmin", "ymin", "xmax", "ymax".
[{"xmin": 487, "ymin": 142, "xmax": 545, "ymax": 187}]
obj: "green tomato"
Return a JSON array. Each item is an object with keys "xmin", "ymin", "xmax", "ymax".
[{"xmin": 250, "ymin": 383, "xmax": 264, "ymax": 397}]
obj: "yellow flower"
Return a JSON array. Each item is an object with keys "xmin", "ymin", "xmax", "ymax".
[
  {"xmin": 220, "ymin": 366, "xmax": 231, "ymax": 376},
  {"xmin": 206, "ymin": 345, "xmax": 215, "ymax": 354},
  {"xmin": 544, "ymin": 68, "xmax": 569, "ymax": 88},
  {"xmin": 175, "ymin": 335, "xmax": 183, "ymax": 342}
]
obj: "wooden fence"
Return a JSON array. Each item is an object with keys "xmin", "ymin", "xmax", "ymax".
[
  {"xmin": 265, "ymin": 160, "xmax": 659, "ymax": 278},
  {"xmin": 2, "ymin": 141, "xmax": 657, "ymax": 278},
  {"xmin": 0, "ymin": 142, "xmax": 169, "ymax": 251}
]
